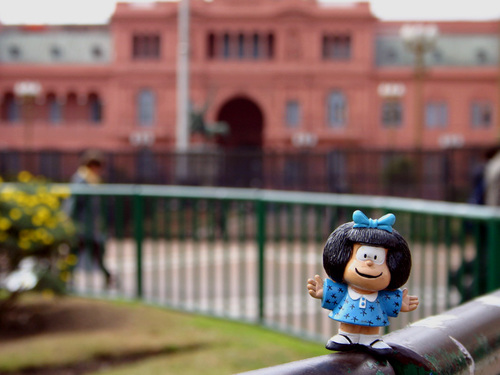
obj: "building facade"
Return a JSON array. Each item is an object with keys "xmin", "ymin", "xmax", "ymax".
[{"xmin": 0, "ymin": 0, "xmax": 499, "ymax": 152}]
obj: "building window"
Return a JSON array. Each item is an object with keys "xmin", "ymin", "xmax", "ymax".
[
  {"xmin": 132, "ymin": 34, "xmax": 160, "ymax": 59},
  {"xmin": 432, "ymin": 50, "xmax": 443, "ymax": 64},
  {"xmin": 471, "ymin": 101, "xmax": 492, "ymax": 128},
  {"xmin": 9, "ymin": 45, "xmax": 21, "ymax": 60},
  {"xmin": 92, "ymin": 46, "xmax": 103, "ymax": 59},
  {"xmin": 425, "ymin": 101, "xmax": 448, "ymax": 128},
  {"xmin": 51, "ymin": 46, "xmax": 62, "ymax": 60},
  {"xmin": 381, "ymin": 101, "xmax": 403, "ymax": 127},
  {"xmin": 223, "ymin": 33, "xmax": 231, "ymax": 59},
  {"xmin": 47, "ymin": 94, "xmax": 62, "ymax": 124},
  {"xmin": 137, "ymin": 89, "xmax": 156, "ymax": 126},
  {"xmin": 237, "ymin": 33, "xmax": 245, "ymax": 58},
  {"xmin": 89, "ymin": 93, "xmax": 103, "ymax": 124},
  {"xmin": 322, "ymin": 34, "xmax": 351, "ymax": 60},
  {"xmin": 327, "ymin": 91, "xmax": 347, "ymax": 127},
  {"xmin": 384, "ymin": 47, "xmax": 397, "ymax": 63},
  {"xmin": 206, "ymin": 32, "xmax": 274, "ymax": 60},
  {"xmin": 285, "ymin": 100, "xmax": 301, "ymax": 128},
  {"xmin": 476, "ymin": 49, "xmax": 488, "ymax": 64},
  {"xmin": 2, "ymin": 94, "xmax": 20, "ymax": 122},
  {"xmin": 252, "ymin": 33, "xmax": 260, "ymax": 58}
]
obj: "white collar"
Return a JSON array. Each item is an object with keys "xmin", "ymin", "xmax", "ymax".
[{"xmin": 348, "ymin": 286, "xmax": 378, "ymax": 302}]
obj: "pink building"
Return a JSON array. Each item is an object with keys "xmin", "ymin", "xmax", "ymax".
[{"xmin": 0, "ymin": 0, "xmax": 499, "ymax": 152}]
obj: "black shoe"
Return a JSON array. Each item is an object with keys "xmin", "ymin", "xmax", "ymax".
[
  {"xmin": 363, "ymin": 339, "xmax": 394, "ymax": 356},
  {"xmin": 325, "ymin": 334, "xmax": 356, "ymax": 351}
]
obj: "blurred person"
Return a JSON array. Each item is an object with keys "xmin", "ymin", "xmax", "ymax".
[
  {"xmin": 468, "ymin": 147, "xmax": 497, "ymax": 205},
  {"xmin": 64, "ymin": 150, "xmax": 113, "ymax": 287},
  {"xmin": 484, "ymin": 146, "xmax": 500, "ymax": 206}
]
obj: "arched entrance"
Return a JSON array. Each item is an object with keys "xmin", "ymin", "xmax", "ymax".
[{"xmin": 215, "ymin": 96, "xmax": 263, "ymax": 149}]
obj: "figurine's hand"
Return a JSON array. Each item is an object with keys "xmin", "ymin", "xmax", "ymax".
[
  {"xmin": 307, "ymin": 274, "xmax": 324, "ymax": 299},
  {"xmin": 401, "ymin": 288, "xmax": 419, "ymax": 312}
]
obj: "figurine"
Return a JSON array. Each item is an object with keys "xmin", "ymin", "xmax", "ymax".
[{"xmin": 307, "ymin": 210, "xmax": 419, "ymax": 355}]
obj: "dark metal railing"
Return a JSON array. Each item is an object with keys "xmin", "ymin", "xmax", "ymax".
[
  {"xmin": 66, "ymin": 184, "xmax": 500, "ymax": 343},
  {"xmin": 0, "ymin": 147, "xmax": 491, "ymax": 201},
  {"xmin": 239, "ymin": 289, "xmax": 500, "ymax": 374}
]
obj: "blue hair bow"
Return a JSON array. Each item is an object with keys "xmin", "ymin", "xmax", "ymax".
[{"xmin": 352, "ymin": 210, "xmax": 395, "ymax": 233}]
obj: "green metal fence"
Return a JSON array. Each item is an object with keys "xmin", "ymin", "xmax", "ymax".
[{"xmin": 67, "ymin": 184, "xmax": 500, "ymax": 342}]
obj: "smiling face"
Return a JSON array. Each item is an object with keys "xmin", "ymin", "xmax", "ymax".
[{"xmin": 343, "ymin": 243, "xmax": 391, "ymax": 293}]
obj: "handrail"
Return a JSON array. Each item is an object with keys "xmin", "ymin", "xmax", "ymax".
[
  {"xmin": 54, "ymin": 183, "xmax": 500, "ymax": 220},
  {"xmin": 238, "ymin": 289, "xmax": 500, "ymax": 374}
]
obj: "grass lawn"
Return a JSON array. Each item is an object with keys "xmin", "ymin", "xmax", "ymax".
[{"xmin": 0, "ymin": 295, "xmax": 327, "ymax": 374}]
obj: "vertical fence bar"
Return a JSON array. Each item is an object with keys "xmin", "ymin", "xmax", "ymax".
[
  {"xmin": 133, "ymin": 192, "xmax": 144, "ymax": 299},
  {"xmin": 487, "ymin": 218, "xmax": 500, "ymax": 292},
  {"xmin": 256, "ymin": 198, "xmax": 266, "ymax": 324}
]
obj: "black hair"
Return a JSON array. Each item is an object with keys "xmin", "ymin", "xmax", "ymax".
[{"xmin": 323, "ymin": 221, "xmax": 412, "ymax": 290}]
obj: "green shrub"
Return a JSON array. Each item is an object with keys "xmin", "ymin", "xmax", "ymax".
[{"xmin": 0, "ymin": 172, "xmax": 76, "ymax": 299}]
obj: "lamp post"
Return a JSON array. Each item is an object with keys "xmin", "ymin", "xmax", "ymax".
[
  {"xmin": 14, "ymin": 81, "xmax": 42, "ymax": 150},
  {"xmin": 176, "ymin": 0, "xmax": 190, "ymax": 152},
  {"xmin": 400, "ymin": 24, "xmax": 438, "ymax": 149}
]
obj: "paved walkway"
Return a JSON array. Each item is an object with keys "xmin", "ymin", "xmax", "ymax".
[{"xmin": 72, "ymin": 238, "xmax": 466, "ymax": 341}]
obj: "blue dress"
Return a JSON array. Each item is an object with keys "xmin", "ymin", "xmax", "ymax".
[{"xmin": 321, "ymin": 278, "xmax": 403, "ymax": 327}]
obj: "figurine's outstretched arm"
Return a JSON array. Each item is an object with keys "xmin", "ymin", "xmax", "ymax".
[
  {"xmin": 401, "ymin": 288, "xmax": 419, "ymax": 312},
  {"xmin": 307, "ymin": 274, "xmax": 324, "ymax": 299}
]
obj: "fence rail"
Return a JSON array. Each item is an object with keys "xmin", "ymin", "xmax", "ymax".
[
  {"xmin": 67, "ymin": 184, "xmax": 500, "ymax": 342},
  {"xmin": 0, "ymin": 147, "xmax": 491, "ymax": 201}
]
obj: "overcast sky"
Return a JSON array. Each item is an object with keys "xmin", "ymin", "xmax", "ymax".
[{"xmin": 0, "ymin": 0, "xmax": 499, "ymax": 25}]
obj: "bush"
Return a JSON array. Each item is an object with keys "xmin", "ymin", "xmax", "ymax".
[{"xmin": 0, "ymin": 172, "xmax": 76, "ymax": 301}]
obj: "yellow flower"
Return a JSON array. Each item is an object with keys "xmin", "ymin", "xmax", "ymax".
[
  {"xmin": 59, "ymin": 271, "xmax": 71, "ymax": 283},
  {"xmin": 66, "ymin": 254, "xmax": 78, "ymax": 266},
  {"xmin": 18, "ymin": 171, "xmax": 33, "ymax": 183},
  {"xmin": 18, "ymin": 239, "xmax": 31, "ymax": 250},
  {"xmin": 0, "ymin": 218, "xmax": 11, "ymax": 231},
  {"xmin": 9, "ymin": 208, "xmax": 23, "ymax": 221},
  {"xmin": 32, "ymin": 215, "xmax": 44, "ymax": 226}
]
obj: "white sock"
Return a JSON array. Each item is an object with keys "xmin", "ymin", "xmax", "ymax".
[
  {"xmin": 358, "ymin": 333, "xmax": 391, "ymax": 348},
  {"xmin": 334, "ymin": 329, "xmax": 360, "ymax": 344}
]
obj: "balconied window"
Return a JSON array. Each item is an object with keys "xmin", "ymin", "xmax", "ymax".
[
  {"xmin": 1, "ymin": 93, "xmax": 20, "ymax": 123},
  {"xmin": 47, "ymin": 94, "xmax": 62, "ymax": 124},
  {"xmin": 89, "ymin": 93, "xmax": 103, "ymax": 124},
  {"xmin": 137, "ymin": 89, "xmax": 156, "ymax": 126},
  {"xmin": 132, "ymin": 34, "xmax": 161, "ymax": 60},
  {"xmin": 285, "ymin": 100, "xmax": 301, "ymax": 128},
  {"xmin": 381, "ymin": 101, "xmax": 403, "ymax": 127},
  {"xmin": 322, "ymin": 34, "xmax": 351, "ymax": 60},
  {"xmin": 327, "ymin": 90, "xmax": 347, "ymax": 127},
  {"xmin": 425, "ymin": 101, "xmax": 448, "ymax": 128},
  {"xmin": 471, "ymin": 101, "xmax": 492, "ymax": 128},
  {"xmin": 207, "ymin": 32, "xmax": 274, "ymax": 60}
]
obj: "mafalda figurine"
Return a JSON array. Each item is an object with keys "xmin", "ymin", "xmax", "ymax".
[{"xmin": 307, "ymin": 210, "xmax": 419, "ymax": 355}]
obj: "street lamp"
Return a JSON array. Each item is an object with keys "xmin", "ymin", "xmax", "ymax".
[
  {"xmin": 400, "ymin": 24, "xmax": 438, "ymax": 149},
  {"xmin": 14, "ymin": 81, "xmax": 42, "ymax": 150}
]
